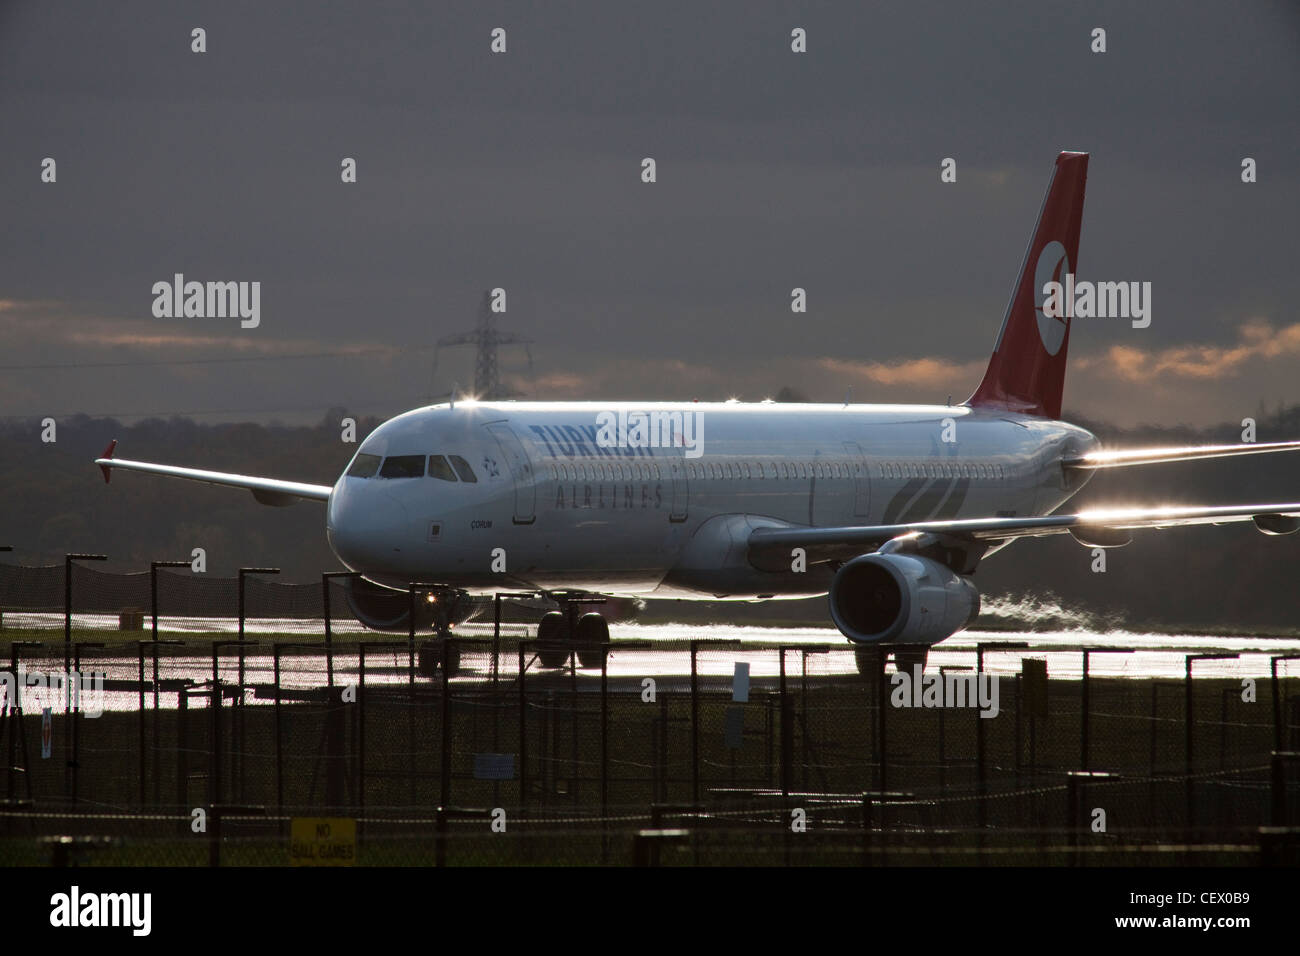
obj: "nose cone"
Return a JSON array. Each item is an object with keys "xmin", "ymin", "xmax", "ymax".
[{"xmin": 327, "ymin": 482, "xmax": 412, "ymax": 575}]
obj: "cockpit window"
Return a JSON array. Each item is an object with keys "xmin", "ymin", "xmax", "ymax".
[
  {"xmin": 428, "ymin": 455, "xmax": 458, "ymax": 482},
  {"xmin": 346, "ymin": 453, "xmax": 382, "ymax": 478},
  {"xmin": 449, "ymin": 455, "xmax": 477, "ymax": 483},
  {"xmin": 379, "ymin": 455, "xmax": 426, "ymax": 479}
]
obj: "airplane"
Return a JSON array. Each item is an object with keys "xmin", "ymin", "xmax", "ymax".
[{"xmin": 95, "ymin": 151, "xmax": 1300, "ymax": 675}]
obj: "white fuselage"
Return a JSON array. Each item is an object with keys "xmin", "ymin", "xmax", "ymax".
[{"xmin": 325, "ymin": 401, "xmax": 1098, "ymax": 598}]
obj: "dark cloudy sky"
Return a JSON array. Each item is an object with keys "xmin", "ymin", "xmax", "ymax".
[{"xmin": 1, "ymin": 0, "xmax": 1297, "ymax": 429}]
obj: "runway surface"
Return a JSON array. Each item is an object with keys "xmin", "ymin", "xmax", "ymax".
[{"xmin": 4, "ymin": 613, "xmax": 1300, "ymax": 714}]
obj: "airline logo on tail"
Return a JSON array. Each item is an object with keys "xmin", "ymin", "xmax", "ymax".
[
  {"xmin": 966, "ymin": 150, "xmax": 1089, "ymax": 420},
  {"xmin": 1033, "ymin": 240, "xmax": 1070, "ymax": 356}
]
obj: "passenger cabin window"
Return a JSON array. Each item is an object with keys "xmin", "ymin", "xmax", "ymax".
[
  {"xmin": 347, "ymin": 453, "xmax": 381, "ymax": 478},
  {"xmin": 380, "ymin": 455, "xmax": 425, "ymax": 479},
  {"xmin": 428, "ymin": 455, "xmax": 458, "ymax": 482}
]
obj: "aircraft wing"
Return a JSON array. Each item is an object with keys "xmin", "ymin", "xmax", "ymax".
[
  {"xmin": 1063, "ymin": 439, "xmax": 1300, "ymax": 469},
  {"xmin": 94, "ymin": 440, "xmax": 332, "ymax": 506},
  {"xmin": 748, "ymin": 501, "xmax": 1300, "ymax": 565}
]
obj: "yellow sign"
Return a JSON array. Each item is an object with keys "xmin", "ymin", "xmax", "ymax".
[{"xmin": 290, "ymin": 817, "xmax": 356, "ymax": 866}]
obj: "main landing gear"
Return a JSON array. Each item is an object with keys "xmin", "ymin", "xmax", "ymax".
[
  {"xmin": 854, "ymin": 644, "xmax": 929, "ymax": 677},
  {"xmin": 535, "ymin": 593, "xmax": 611, "ymax": 670}
]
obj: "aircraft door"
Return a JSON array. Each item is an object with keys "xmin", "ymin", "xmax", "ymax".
[
  {"xmin": 668, "ymin": 453, "xmax": 688, "ymax": 522},
  {"xmin": 843, "ymin": 441, "xmax": 871, "ymax": 518},
  {"xmin": 485, "ymin": 423, "xmax": 536, "ymax": 525}
]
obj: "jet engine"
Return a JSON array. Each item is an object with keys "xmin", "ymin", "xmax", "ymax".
[
  {"xmin": 343, "ymin": 577, "xmax": 479, "ymax": 633},
  {"xmin": 828, "ymin": 553, "xmax": 980, "ymax": 645}
]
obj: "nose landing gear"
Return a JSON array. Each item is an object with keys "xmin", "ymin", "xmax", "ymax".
[{"xmin": 415, "ymin": 587, "xmax": 468, "ymax": 678}]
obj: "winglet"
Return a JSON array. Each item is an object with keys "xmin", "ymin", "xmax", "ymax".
[{"xmin": 98, "ymin": 439, "xmax": 117, "ymax": 483}]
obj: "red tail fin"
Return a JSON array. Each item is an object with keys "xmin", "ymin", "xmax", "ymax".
[{"xmin": 966, "ymin": 151, "xmax": 1089, "ymax": 419}]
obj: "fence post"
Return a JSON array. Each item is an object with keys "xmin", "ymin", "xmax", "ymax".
[
  {"xmin": 63, "ymin": 553, "xmax": 105, "ymax": 801},
  {"xmin": 1185, "ymin": 653, "xmax": 1238, "ymax": 828},
  {"xmin": 659, "ymin": 692, "xmax": 669, "ymax": 804},
  {"xmin": 440, "ymin": 639, "xmax": 453, "ymax": 811},
  {"xmin": 151, "ymin": 642, "xmax": 160, "ymax": 805},
  {"xmin": 1066, "ymin": 772, "xmax": 1080, "ymax": 865},
  {"xmin": 690, "ymin": 640, "xmax": 700, "ymax": 805},
  {"xmin": 406, "ymin": 581, "xmax": 443, "ymax": 808},
  {"xmin": 209, "ymin": 801, "xmax": 221, "ymax": 868},
  {"xmin": 138, "ymin": 641, "xmax": 147, "ymax": 805},
  {"xmin": 238, "ymin": 567, "xmax": 280, "ymax": 642},
  {"xmin": 210, "ymin": 675, "xmax": 222, "ymax": 852},
  {"xmin": 236, "ymin": 568, "xmax": 278, "ymax": 804},
  {"xmin": 358, "ymin": 646, "xmax": 367, "ymax": 816},
  {"xmin": 601, "ymin": 643, "xmax": 609, "ymax": 817},
  {"xmin": 148, "ymin": 639, "xmax": 180, "ymax": 808},
  {"xmin": 150, "ymin": 560, "xmax": 189, "ymax": 645},
  {"xmin": 434, "ymin": 638, "xmax": 454, "ymax": 869},
  {"xmin": 209, "ymin": 671, "xmax": 222, "ymax": 816},
  {"xmin": 518, "ymin": 642, "xmax": 528, "ymax": 811},
  {"xmin": 800, "ymin": 650, "xmax": 810, "ymax": 792},
  {"xmin": 1081, "ymin": 650, "xmax": 1091, "ymax": 772},
  {"xmin": 71, "ymin": 642, "xmax": 103, "ymax": 806},
  {"xmin": 151, "ymin": 560, "xmax": 185, "ymax": 645},
  {"xmin": 176, "ymin": 687, "xmax": 188, "ymax": 823},
  {"xmin": 493, "ymin": 594, "xmax": 502, "ymax": 688},
  {"xmin": 351, "ymin": 641, "xmax": 402, "ymax": 819},
  {"xmin": 211, "ymin": 641, "xmax": 254, "ymax": 815},
  {"xmin": 877, "ymin": 648, "xmax": 887, "ymax": 793},
  {"xmin": 1066, "ymin": 771, "xmax": 1112, "ymax": 866},
  {"xmin": 321, "ymin": 571, "xmax": 359, "ymax": 689},
  {"xmin": 1080, "ymin": 648, "xmax": 1133, "ymax": 772},
  {"xmin": 1012, "ymin": 673, "xmax": 1020, "ymax": 786},
  {"xmin": 1272, "ymin": 657, "xmax": 1300, "ymax": 753},
  {"xmin": 779, "ymin": 649, "xmax": 791, "ymax": 798},
  {"xmin": 1273, "ymin": 752, "xmax": 1299, "ymax": 826},
  {"xmin": 6, "ymin": 643, "xmax": 39, "ymax": 801}
]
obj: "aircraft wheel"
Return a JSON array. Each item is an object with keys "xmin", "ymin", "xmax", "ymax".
[
  {"xmin": 536, "ymin": 611, "xmax": 571, "ymax": 669},
  {"xmin": 417, "ymin": 640, "xmax": 462, "ymax": 678},
  {"xmin": 574, "ymin": 613, "xmax": 610, "ymax": 668},
  {"xmin": 418, "ymin": 642, "xmax": 439, "ymax": 678},
  {"xmin": 442, "ymin": 641, "xmax": 462, "ymax": 677},
  {"xmin": 854, "ymin": 645, "xmax": 883, "ymax": 677},
  {"xmin": 893, "ymin": 646, "xmax": 929, "ymax": 673}
]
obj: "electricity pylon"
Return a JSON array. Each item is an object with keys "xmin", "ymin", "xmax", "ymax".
[{"xmin": 431, "ymin": 290, "xmax": 533, "ymax": 401}]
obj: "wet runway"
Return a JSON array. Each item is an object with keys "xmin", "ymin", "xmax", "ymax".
[{"xmin": 4, "ymin": 613, "xmax": 1300, "ymax": 714}]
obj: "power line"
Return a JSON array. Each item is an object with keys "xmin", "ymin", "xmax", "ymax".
[
  {"xmin": 0, "ymin": 345, "xmax": 435, "ymax": 372},
  {"xmin": 0, "ymin": 394, "xmax": 440, "ymax": 422}
]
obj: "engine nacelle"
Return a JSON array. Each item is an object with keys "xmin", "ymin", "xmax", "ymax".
[
  {"xmin": 828, "ymin": 553, "xmax": 980, "ymax": 645},
  {"xmin": 344, "ymin": 578, "xmax": 479, "ymax": 633}
]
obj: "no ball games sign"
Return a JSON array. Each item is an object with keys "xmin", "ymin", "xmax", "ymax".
[{"xmin": 289, "ymin": 817, "xmax": 356, "ymax": 866}]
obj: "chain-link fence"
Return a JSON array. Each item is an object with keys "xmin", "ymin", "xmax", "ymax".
[{"xmin": 3, "ymin": 562, "xmax": 1300, "ymax": 865}]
